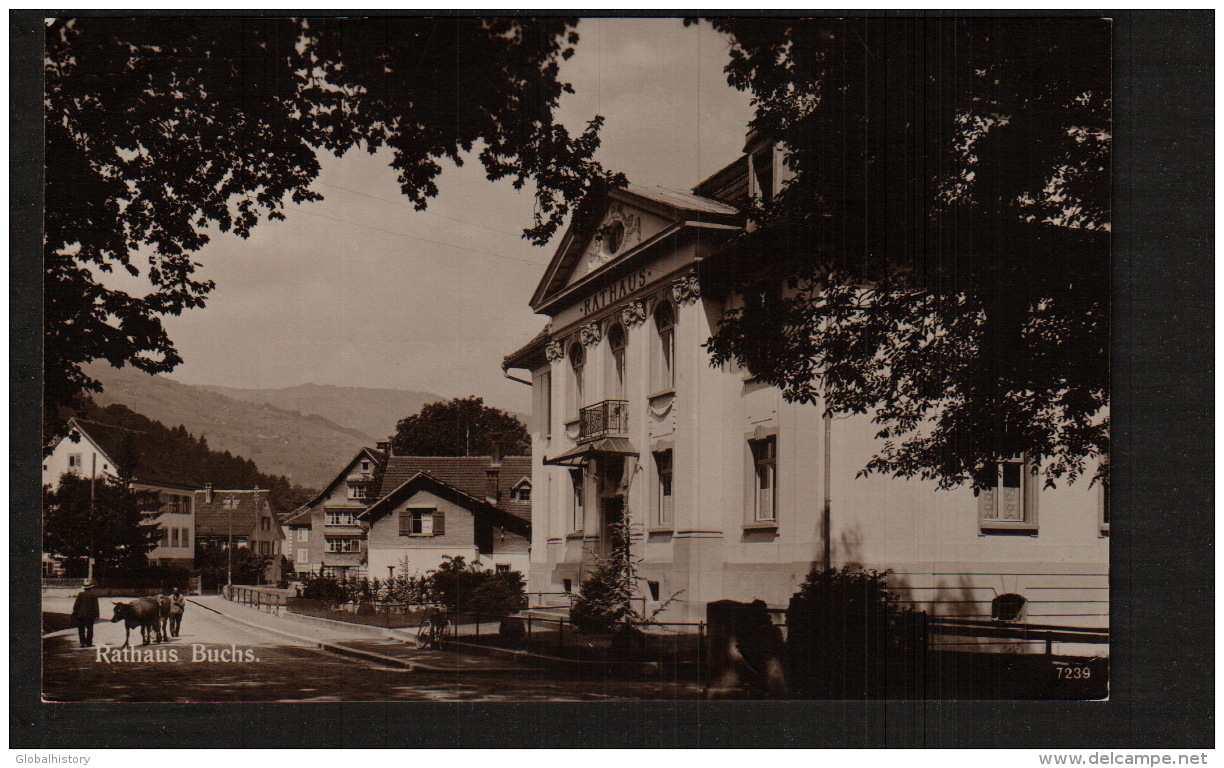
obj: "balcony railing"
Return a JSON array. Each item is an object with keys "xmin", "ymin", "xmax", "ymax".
[{"xmin": 578, "ymin": 399, "xmax": 628, "ymax": 443}]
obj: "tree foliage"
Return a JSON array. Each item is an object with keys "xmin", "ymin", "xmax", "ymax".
[
  {"xmin": 700, "ymin": 18, "xmax": 1110, "ymax": 489},
  {"xmin": 43, "ymin": 472, "xmax": 163, "ymax": 577},
  {"xmin": 194, "ymin": 541, "xmax": 275, "ymax": 589},
  {"xmin": 44, "ymin": 17, "xmax": 620, "ymax": 434},
  {"xmin": 570, "ymin": 512, "xmax": 679, "ymax": 633},
  {"xmin": 392, "ymin": 396, "xmax": 529, "ymax": 456}
]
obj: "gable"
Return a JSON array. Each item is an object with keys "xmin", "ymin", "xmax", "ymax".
[
  {"xmin": 561, "ymin": 201, "xmax": 671, "ymax": 289},
  {"xmin": 530, "ymin": 184, "xmax": 741, "ymax": 313}
]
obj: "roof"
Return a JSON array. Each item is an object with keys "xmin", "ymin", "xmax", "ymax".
[
  {"xmin": 281, "ymin": 506, "xmax": 312, "ymax": 526},
  {"xmin": 359, "ymin": 471, "xmax": 531, "ymax": 539},
  {"xmin": 192, "ymin": 489, "xmax": 279, "ymax": 538},
  {"xmin": 65, "ymin": 418, "xmax": 203, "ymax": 489},
  {"xmin": 375, "ymin": 455, "xmax": 532, "ymax": 524},
  {"xmin": 618, "ymin": 182, "xmax": 740, "ymax": 216},
  {"xmin": 503, "ymin": 324, "xmax": 550, "ymax": 372},
  {"xmin": 296, "ymin": 445, "xmax": 388, "ymax": 512}
]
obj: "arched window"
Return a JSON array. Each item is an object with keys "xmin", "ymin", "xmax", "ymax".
[
  {"xmin": 567, "ymin": 342, "xmax": 585, "ymax": 417},
  {"xmin": 991, "ymin": 593, "xmax": 1027, "ymax": 622},
  {"xmin": 652, "ymin": 301, "xmax": 676, "ymax": 393},
  {"xmin": 606, "ymin": 322, "xmax": 627, "ymax": 400}
]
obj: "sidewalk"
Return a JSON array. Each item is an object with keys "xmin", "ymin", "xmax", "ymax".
[{"xmin": 191, "ymin": 595, "xmax": 528, "ymax": 673}]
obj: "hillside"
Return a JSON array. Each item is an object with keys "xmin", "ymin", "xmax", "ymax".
[
  {"xmin": 196, "ymin": 382, "xmax": 443, "ymax": 442},
  {"xmin": 84, "ymin": 364, "xmax": 376, "ymax": 487}
]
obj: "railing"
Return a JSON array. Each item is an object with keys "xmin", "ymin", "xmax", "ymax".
[
  {"xmin": 222, "ymin": 584, "xmax": 289, "ymax": 614},
  {"xmin": 446, "ymin": 609, "xmax": 708, "ymax": 667},
  {"xmin": 578, "ymin": 399, "xmax": 628, "ymax": 443},
  {"xmin": 928, "ymin": 617, "xmax": 1109, "ymax": 655}
]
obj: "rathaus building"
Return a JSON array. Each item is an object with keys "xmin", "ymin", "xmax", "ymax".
[{"xmin": 503, "ymin": 135, "xmax": 1108, "ymax": 650}]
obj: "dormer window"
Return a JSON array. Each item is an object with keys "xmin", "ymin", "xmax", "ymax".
[{"xmin": 752, "ymin": 147, "xmax": 775, "ymax": 204}]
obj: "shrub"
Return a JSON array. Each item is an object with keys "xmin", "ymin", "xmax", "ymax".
[{"xmin": 427, "ymin": 556, "xmax": 526, "ymax": 616}]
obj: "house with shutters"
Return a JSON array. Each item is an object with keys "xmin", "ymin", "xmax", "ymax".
[
  {"xmin": 358, "ymin": 448, "xmax": 532, "ymax": 578},
  {"xmin": 42, "ymin": 417, "xmax": 199, "ymax": 570},
  {"xmin": 501, "ymin": 132, "xmax": 1109, "ymax": 646},
  {"xmin": 281, "ymin": 444, "xmax": 388, "ymax": 579},
  {"xmin": 193, "ymin": 487, "xmax": 287, "ymax": 583}
]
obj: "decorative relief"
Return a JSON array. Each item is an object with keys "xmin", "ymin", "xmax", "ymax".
[
  {"xmin": 585, "ymin": 202, "xmax": 644, "ymax": 272},
  {"xmin": 545, "ymin": 340, "xmax": 566, "ymax": 362},
  {"xmin": 579, "ymin": 322, "xmax": 603, "ymax": 347},
  {"xmin": 671, "ymin": 274, "xmax": 701, "ymax": 305},
  {"xmin": 620, "ymin": 300, "xmax": 647, "ymax": 328}
]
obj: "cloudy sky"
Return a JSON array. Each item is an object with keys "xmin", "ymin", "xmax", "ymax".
[{"xmin": 157, "ymin": 18, "xmax": 754, "ymax": 414}]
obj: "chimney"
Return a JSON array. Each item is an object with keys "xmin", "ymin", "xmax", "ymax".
[
  {"xmin": 205, "ymin": 483, "xmax": 214, "ymax": 504},
  {"xmin": 485, "ymin": 470, "xmax": 501, "ymax": 505},
  {"xmin": 489, "ymin": 434, "xmax": 503, "ymax": 468},
  {"xmin": 376, "ymin": 440, "xmax": 389, "ymax": 454}
]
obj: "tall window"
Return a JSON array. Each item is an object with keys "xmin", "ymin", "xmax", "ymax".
[
  {"xmin": 170, "ymin": 528, "xmax": 179, "ymax": 547},
  {"xmin": 749, "ymin": 436, "xmax": 777, "ymax": 523},
  {"xmin": 654, "ymin": 450, "xmax": 674, "ymax": 526},
  {"xmin": 540, "ymin": 370, "xmax": 552, "ymax": 439},
  {"xmin": 570, "ymin": 468, "xmax": 585, "ymax": 532},
  {"xmin": 978, "ymin": 457, "xmax": 1035, "ymax": 529},
  {"xmin": 606, "ymin": 322, "xmax": 627, "ymax": 400},
  {"xmin": 297, "ymin": 548, "xmax": 309, "ymax": 564},
  {"xmin": 568, "ymin": 342, "xmax": 585, "ymax": 417},
  {"xmin": 67, "ymin": 454, "xmax": 82, "ymax": 472},
  {"xmin": 652, "ymin": 302, "xmax": 675, "ymax": 393},
  {"xmin": 297, "ymin": 528, "xmax": 309, "ymax": 542},
  {"xmin": 752, "ymin": 147, "xmax": 775, "ymax": 203}
]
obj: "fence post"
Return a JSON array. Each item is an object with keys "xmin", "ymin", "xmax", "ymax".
[{"xmin": 559, "ymin": 618, "xmax": 565, "ymax": 651}]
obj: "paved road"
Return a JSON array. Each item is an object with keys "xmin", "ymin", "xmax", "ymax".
[{"xmin": 43, "ymin": 599, "xmax": 702, "ymax": 702}]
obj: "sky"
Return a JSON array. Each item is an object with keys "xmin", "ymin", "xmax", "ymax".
[{"xmin": 156, "ymin": 18, "xmax": 754, "ymax": 414}]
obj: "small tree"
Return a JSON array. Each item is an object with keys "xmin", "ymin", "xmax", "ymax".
[
  {"xmin": 426, "ymin": 555, "xmax": 526, "ymax": 616},
  {"xmin": 569, "ymin": 512, "xmax": 680, "ymax": 634},
  {"xmin": 43, "ymin": 473, "xmax": 162, "ymax": 578}
]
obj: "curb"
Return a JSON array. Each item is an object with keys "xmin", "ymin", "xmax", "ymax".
[{"xmin": 189, "ymin": 598, "xmax": 522, "ymax": 674}]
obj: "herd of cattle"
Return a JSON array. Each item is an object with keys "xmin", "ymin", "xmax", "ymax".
[{"xmin": 110, "ymin": 594, "xmax": 185, "ymax": 648}]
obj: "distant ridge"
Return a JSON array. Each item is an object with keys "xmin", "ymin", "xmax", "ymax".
[
  {"xmin": 84, "ymin": 364, "xmax": 377, "ymax": 487},
  {"xmin": 196, "ymin": 382, "xmax": 445, "ymax": 441}
]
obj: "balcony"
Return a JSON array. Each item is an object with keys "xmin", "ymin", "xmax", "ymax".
[{"xmin": 578, "ymin": 400, "xmax": 628, "ymax": 443}]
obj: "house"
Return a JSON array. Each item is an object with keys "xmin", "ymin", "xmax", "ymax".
[
  {"xmin": 192, "ymin": 487, "xmax": 286, "ymax": 583},
  {"xmin": 358, "ymin": 446, "xmax": 532, "ymax": 578},
  {"xmin": 281, "ymin": 444, "xmax": 388, "ymax": 579},
  {"xmin": 502, "ymin": 136, "xmax": 1109, "ymax": 643},
  {"xmin": 43, "ymin": 417, "xmax": 198, "ymax": 569}
]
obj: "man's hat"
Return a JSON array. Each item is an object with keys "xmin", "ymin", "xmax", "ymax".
[{"xmin": 82, "ymin": 580, "xmax": 93, "ymax": 588}]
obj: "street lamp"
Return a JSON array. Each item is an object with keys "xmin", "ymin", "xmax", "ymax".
[{"xmin": 386, "ymin": 564, "xmax": 395, "ymax": 582}]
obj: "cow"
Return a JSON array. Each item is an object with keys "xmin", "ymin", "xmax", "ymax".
[{"xmin": 110, "ymin": 598, "xmax": 164, "ymax": 648}]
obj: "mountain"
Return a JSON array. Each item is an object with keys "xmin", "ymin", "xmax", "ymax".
[
  {"xmin": 195, "ymin": 382, "xmax": 443, "ymax": 442},
  {"xmin": 84, "ymin": 364, "xmax": 377, "ymax": 488}
]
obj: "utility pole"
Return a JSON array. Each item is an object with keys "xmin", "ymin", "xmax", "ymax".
[
  {"xmin": 226, "ymin": 493, "xmax": 234, "ymax": 588},
  {"xmin": 87, "ymin": 454, "xmax": 96, "ymax": 583}
]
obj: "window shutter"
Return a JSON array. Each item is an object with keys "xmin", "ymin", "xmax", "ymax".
[
  {"xmin": 433, "ymin": 510, "xmax": 445, "ymax": 536},
  {"xmin": 399, "ymin": 511, "xmax": 411, "ymax": 536}
]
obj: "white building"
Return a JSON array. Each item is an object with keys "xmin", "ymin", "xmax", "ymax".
[{"xmin": 503, "ymin": 145, "xmax": 1108, "ymax": 648}]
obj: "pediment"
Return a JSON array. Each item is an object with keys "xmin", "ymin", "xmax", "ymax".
[
  {"xmin": 529, "ymin": 184, "xmax": 742, "ymax": 312},
  {"xmin": 562, "ymin": 201, "xmax": 671, "ymax": 288}
]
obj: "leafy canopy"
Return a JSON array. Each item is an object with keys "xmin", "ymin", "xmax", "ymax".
[
  {"xmin": 700, "ymin": 18, "xmax": 1110, "ymax": 489},
  {"xmin": 45, "ymin": 17, "xmax": 620, "ymax": 432},
  {"xmin": 43, "ymin": 473, "xmax": 163, "ymax": 576},
  {"xmin": 392, "ymin": 396, "xmax": 529, "ymax": 457}
]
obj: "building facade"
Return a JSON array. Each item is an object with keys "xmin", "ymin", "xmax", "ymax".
[
  {"xmin": 193, "ymin": 487, "xmax": 287, "ymax": 583},
  {"xmin": 503, "ymin": 149, "xmax": 1109, "ymax": 648},
  {"xmin": 43, "ymin": 418, "xmax": 198, "ymax": 570},
  {"xmin": 282, "ymin": 445, "xmax": 387, "ymax": 579},
  {"xmin": 360, "ymin": 452, "xmax": 532, "ymax": 577}
]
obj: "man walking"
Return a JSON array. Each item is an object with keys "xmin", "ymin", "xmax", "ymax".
[{"xmin": 70, "ymin": 581, "xmax": 100, "ymax": 647}]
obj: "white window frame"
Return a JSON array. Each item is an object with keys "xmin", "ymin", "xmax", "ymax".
[
  {"xmin": 570, "ymin": 468, "xmax": 585, "ymax": 533},
  {"xmin": 978, "ymin": 456, "xmax": 1038, "ymax": 533},
  {"xmin": 325, "ymin": 509, "xmax": 355, "ymax": 527},
  {"xmin": 297, "ymin": 548, "xmax": 309, "ymax": 564},
  {"xmin": 653, "ymin": 449, "xmax": 674, "ymax": 527},
  {"xmin": 297, "ymin": 527, "xmax": 309, "ymax": 542},
  {"xmin": 749, "ymin": 436, "xmax": 777, "ymax": 524},
  {"xmin": 651, "ymin": 302, "xmax": 676, "ymax": 395},
  {"xmin": 324, "ymin": 536, "xmax": 361, "ymax": 554}
]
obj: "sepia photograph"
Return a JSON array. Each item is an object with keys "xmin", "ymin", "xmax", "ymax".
[{"xmin": 36, "ymin": 12, "xmax": 1118, "ymax": 709}]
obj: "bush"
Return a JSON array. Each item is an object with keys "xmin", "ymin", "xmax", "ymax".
[
  {"xmin": 785, "ymin": 567, "xmax": 927, "ymax": 698},
  {"xmin": 427, "ymin": 556, "xmax": 525, "ymax": 616}
]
